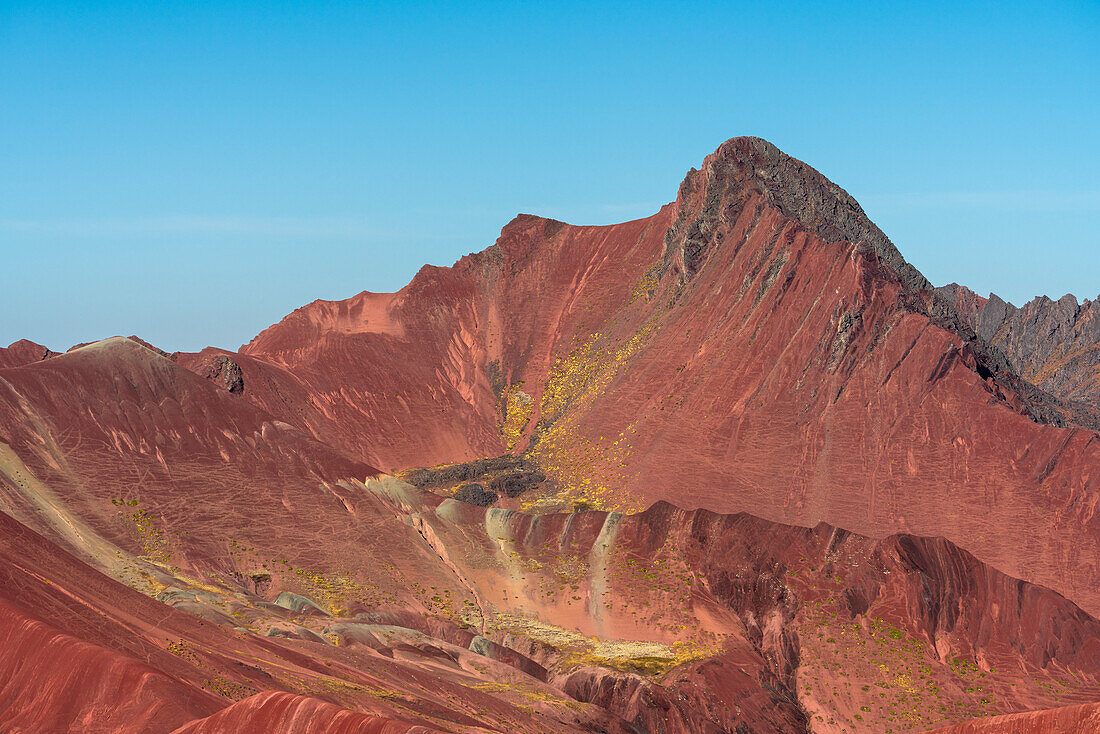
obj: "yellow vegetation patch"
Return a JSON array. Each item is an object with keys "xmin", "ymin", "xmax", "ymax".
[
  {"xmin": 626, "ymin": 264, "xmax": 660, "ymax": 305},
  {"xmin": 500, "ymin": 385, "xmax": 534, "ymax": 450},
  {"xmin": 113, "ymin": 498, "xmax": 172, "ymax": 564},
  {"xmin": 528, "ymin": 317, "xmax": 659, "ymax": 513},
  {"xmin": 469, "ymin": 680, "xmax": 584, "ymax": 710},
  {"xmin": 489, "ymin": 612, "xmax": 720, "ymax": 678},
  {"xmin": 291, "ymin": 567, "xmax": 385, "ymax": 616}
]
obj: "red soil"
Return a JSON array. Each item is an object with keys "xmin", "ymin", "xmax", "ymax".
[
  {"xmin": 170, "ymin": 691, "xmax": 445, "ymax": 734},
  {"xmin": 928, "ymin": 701, "xmax": 1100, "ymax": 733}
]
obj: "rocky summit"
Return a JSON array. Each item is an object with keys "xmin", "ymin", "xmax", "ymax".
[{"xmin": 2, "ymin": 138, "xmax": 1099, "ymax": 734}]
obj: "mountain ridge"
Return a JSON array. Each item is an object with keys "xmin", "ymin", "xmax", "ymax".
[{"xmin": 937, "ymin": 282, "xmax": 1100, "ymax": 412}]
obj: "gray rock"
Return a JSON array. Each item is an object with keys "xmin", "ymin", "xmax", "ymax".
[
  {"xmin": 453, "ymin": 482, "xmax": 498, "ymax": 507},
  {"xmin": 272, "ymin": 591, "xmax": 328, "ymax": 616}
]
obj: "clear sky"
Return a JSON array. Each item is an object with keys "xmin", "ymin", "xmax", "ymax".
[{"xmin": 2, "ymin": 1, "xmax": 1097, "ymax": 353}]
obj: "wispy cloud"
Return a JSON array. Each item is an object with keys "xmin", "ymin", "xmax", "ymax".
[
  {"xmin": 511, "ymin": 202, "xmax": 666, "ymax": 222},
  {"xmin": 860, "ymin": 191, "xmax": 1100, "ymax": 213},
  {"xmin": 0, "ymin": 215, "xmax": 394, "ymax": 238}
]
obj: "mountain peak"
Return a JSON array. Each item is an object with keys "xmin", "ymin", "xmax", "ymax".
[
  {"xmin": 665, "ymin": 136, "xmax": 930, "ymax": 291},
  {"xmin": 0, "ymin": 339, "xmax": 58, "ymax": 369}
]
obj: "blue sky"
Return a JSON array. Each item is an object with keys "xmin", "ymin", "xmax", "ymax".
[{"xmin": 2, "ymin": 1, "xmax": 1097, "ymax": 352}]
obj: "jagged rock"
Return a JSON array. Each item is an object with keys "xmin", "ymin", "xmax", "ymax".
[
  {"xmin": 938, "ymin": 283, "xmax": 1100, "ymax": 411},
  {"xmin": 205, "ymin": 354, "xmax": 244, "ymax": 393},
  {"xmin": 661, "ymin": 136, "xmax": 928, "ymax": 291}
]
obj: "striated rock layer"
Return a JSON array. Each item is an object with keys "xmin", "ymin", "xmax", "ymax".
[{"xmin": 170, "ymin": 691, "xmax": 446, "ymax": 734}]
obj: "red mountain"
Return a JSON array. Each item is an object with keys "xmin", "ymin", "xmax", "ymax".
[
  {"xmin": 0, "ymin": 338, "xmax": 59, "ymax": 369},
  {"xmin": 183, "ymin": 137, "xmax": 1100, "ymax": 618},
  {"xmin": 2, "ymin": 137, "xmax": 1099, "ymax": 733}
]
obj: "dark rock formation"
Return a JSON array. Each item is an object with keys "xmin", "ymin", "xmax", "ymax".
[
  {"xmin": 938, "ymin": 283, "xmax": 1100, "ymax": 411},
  {"xmin": 196, "ymin": 354, "xmax": 245, "ymax": 394},
  {"xmin": 453, "ymin": 482, "xmax": 498, "ymax": 507},
  {"xmin": 488, "ymin": 470, "xmax": 546, "ymax": 498},
  {"xmin": 403, "ymin": 455, "xmax": 526, "ymax": 487}
]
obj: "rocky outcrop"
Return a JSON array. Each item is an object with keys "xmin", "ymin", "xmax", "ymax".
[
  {"xmin": 938, "ymin": 283, "xmax": 1100, "ymax": 411},
  {"xmin": 190, "ymin": 352, "xmax": 245, "ymax": 393},
  {"xmin": 658, "ymin": 140, "xmax": 1089, "ymax": 429},
  {"xmin": 453, "ymin": 482, "xmax": 497, "ymax": 506}
]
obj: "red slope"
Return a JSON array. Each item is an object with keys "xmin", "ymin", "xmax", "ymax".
[
  {"xmin": 0, "ymin": 504, "xmax": 625, "ymax": 734},
  {"xmin": 0, "ymin": 337, "xmax": 379, "ymax": 562},
  {"xmin": 182, "ymin": 138, "xmax": 1100, "ymax": 621},
  {"xmin": 2, "ymin": 334, "xmax": 1099, "ymax": 734},
  {"xmin": 0, "ymin": 336, "xmax": 506, "ymax": 666},
  {"xmin": 0, "ymin": 507, "xmax": 223, "ymax": 733},
  {"xmin": 180, "ymin": 210, "xmax": 677, "ymax": 472},
  {"xmin": 0, "ymin": 338, "xmax": 58, "ymax": 369},
  {"xmin": 415, "ymin": 496, "xmax": 1100, "ymax": 732},
  {"xmin": 170, "ymin": 691, "xmax": 445, "ymax": 734},
  {"xmin": 926, "ymin": 701, "xmax": 1100, "ymax": 733},
  {"xmin": 0, "ymin": 336, "xmax": 644, "ymax": 733},
  {"xmin": 8, "ymin": 463, "xmax": 1100, "ymax": 734},
  {"xmin": 0, "ymin": 598, "xmax": 219, "ymax": 733}
]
